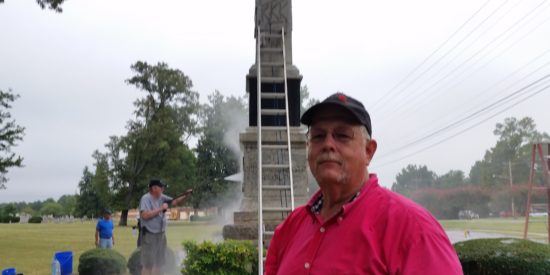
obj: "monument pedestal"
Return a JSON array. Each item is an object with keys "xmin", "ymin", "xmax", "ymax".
[{"xmin": 222, "ymin": 127, "xmax": 309, "ymax": 241}]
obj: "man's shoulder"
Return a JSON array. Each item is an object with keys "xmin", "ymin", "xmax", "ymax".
[
  {"xmin": 97, "ymin": 219, "xmax": 108, "ymax": 227},
  {"xmin": 140, "ymin": 193, "xmax": 152, "ymax": 201},
  {"xmin": 371, "ymin": 184, "xmax": 430, "ymax": 215},
  {"xmin": 371, "ymin": 184, "xmax": 446, "ymax": 237}
]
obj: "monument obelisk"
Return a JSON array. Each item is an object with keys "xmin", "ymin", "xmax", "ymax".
[{"xmin": 222, "ymin": 0, "xmax": 309, "ymax": 243}]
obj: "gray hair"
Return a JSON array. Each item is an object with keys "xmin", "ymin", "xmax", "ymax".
[{"xmin": 359, "ymin": 126, "xmax": 371, "ymax": 141}]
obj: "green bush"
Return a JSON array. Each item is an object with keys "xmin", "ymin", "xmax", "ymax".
[
  {"xmin": 78, "ymin": 248, "xmax": 127, "ymax": 275},
  {"xmin": 454, "ymin": 238, "xmax": 550, "ymax": 275},
  {"xmin": 127, "ymin": 247, "xmax": 177, "ymax": 275},
  {"xmin": 182, "ymin": 240, "xmax": 258, "ymax": 275},
  {"xmin": 28, "ymin": 216, "xmax": 42, "ymax": 223},
  {"xmin": 0, "ymin": 215, "xmax": 19, "ymax": 223}
]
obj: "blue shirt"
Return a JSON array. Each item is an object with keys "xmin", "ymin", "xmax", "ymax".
[{"xmin": 96, "ymin": 218, "xmax": 114, "ymax": 239}]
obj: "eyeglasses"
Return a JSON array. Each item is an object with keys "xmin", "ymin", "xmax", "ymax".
[{"xmin": 306, "ymin": 127, "xmax": 356, "ymax": 144}]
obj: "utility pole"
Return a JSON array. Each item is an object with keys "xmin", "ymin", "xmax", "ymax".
[{"xmin": 508, "ymin": 160, "xmax": 515, "ymax": 217}]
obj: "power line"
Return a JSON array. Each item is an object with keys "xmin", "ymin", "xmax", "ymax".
[
  {"xmin": 373, "ymin": 0, "xmax": 508, "ymax": 116},
  {"xmin": 408, "ymin": 49, "xmax": 550, "ymax": 137},
  {"xmin": 376, "ymin": 74, "xmax": 550, "ymax": 160},
  {"xmin": 373, "ymin": 82, "xmax": 550, "ymax": 169},
  {"xmin": 381, "ymin": 0, "xmax": 549, "ymax": 123},
  {"xmin": 392, "ymin": 48, "xmax": 550, "ymax": 149},
  {"xmin": 406, "ymin": 15, "xmax": 550, "ymax": 121},
  {"xmin": 368, "ymin": 0, "xmax": 492, "ymax": 111}
]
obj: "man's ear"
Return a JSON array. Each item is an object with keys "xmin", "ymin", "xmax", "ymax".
[{"xmin": 365, "ymin": 139, "xmax": 377, "ymax": 166}]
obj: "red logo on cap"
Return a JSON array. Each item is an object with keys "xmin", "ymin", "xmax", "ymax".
[{"xmin": 337, "ymin": 94, "xmax": 348, "ymax": 103}]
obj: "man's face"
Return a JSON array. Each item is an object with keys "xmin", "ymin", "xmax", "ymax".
[
  {"xmin": 150, "ymin": 185, "xmax": 163, "ymax": 197},
  {"xmin": 104, "ymin": 213, "xmax": 111, "ymax": 220},
  {"xmin": 307, "ymin": 106, "xmax": 376, "ymax": 187}
]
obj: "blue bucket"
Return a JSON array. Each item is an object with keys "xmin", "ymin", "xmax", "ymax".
[
  {"xmin": 55, "ymin": 251, "xmax": 73, "ymax": 275},
  {"xmin": 1, "ymin": 268, "xmax": 16, "ymax": 275}
]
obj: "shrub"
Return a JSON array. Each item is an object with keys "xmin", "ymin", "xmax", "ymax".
[
  {"xmin": 454, "ymin": 238, "xmax": 550, "ymax": 275},
  {"xmin": 127, "ymin": 247, "xmax": 177, "ymax": 275},
  {"xmin": 28, "ymin": 216, "xmax": 42, "ymax": 224},
  {"xmin": 78, "ymin": 248, "xmax": 127, "ymax": 275},
  {"xmin": 0, "ymin": 215, "xmax": 19, "ymax": 223},
  {"xmin": 182, "ymin": 240, "xmax": 258, "ymax": 275}
]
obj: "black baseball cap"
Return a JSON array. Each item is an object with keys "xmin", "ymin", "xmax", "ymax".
[
  {"xmin": 149, "ymin": 179, "xmax": 164, "ymax": 188},
  {"xmin": 300, "ymin": 92, "xmax": 372, "ymax": 136},
  {"xmin": 104, "ymin": 209, "xmax": 112, "ymax": 215}
]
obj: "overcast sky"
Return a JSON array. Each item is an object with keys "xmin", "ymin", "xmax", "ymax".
[{"xmin": 1, "ymin": 0, "xmax": 549, "ymax": 203}]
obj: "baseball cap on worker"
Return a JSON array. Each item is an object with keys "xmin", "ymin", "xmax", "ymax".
[
  {"xmin": 149, "ymin": 179, "xmax": 164, "ymax": 188},
  {"xmin": 300, "ymin": 92, "xmax": 372, "ymax": 136},
  {"xmin": 104, "ymin": 209, "xmax": 112, "ymax": 215}
]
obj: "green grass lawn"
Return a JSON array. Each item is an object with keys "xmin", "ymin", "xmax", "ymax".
[
  {"xmin": 440, "ymin": 216, "xmax": 550, "ymax": 241},
  {"xmin": 1, "ymin": 217, "xmax": 548, "ymax": 274},
  {"xmin": 0, "ymin": 220, "xmax": 222, "ymax": 275}
]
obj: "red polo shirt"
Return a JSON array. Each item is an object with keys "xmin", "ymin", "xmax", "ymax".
[{"xmin": 265, "ymin": 174, "xmax": 462, "ymax": 275}]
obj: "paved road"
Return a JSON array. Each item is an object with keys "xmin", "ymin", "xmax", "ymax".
[{"xmin": 446, "ymin": 230, "xmax": 512, "ymax": 243}]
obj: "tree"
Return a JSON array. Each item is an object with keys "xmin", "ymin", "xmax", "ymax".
[
  {"xmin": 57, "ymin": 194, "xmax": 77, "ymax": 216},
  {"xmin": 391, "ymin": 164, "xmax": 436, "ymax": 197},
  {"xmin": 300, "ymin": 85, "xmax": 319, "ymax": 116},
  {"xmin": 107, "ymin": 61, "xmax": 199, "ymax": 226},
  {"xmin": 20, "ymin": 206, "xmax": 35, "ymax": 216},
  {"xmin": 75, "ymin": 150, "xmax": 114, "ymax": 218},
  {"xmin": 468, "ymin": 117, "xmax": 550, "ymax": 187},
  {"xmin": 125, "ymin": 61, "xmax": 199, "ymax": 141},
  {"xmin": 192, "ymin": 91, "xmax": 247, "ymax": 209},
  {"xmin": 75, "ymin": 166, "xmax": 103, "ymax": 218},
  {"xmin": 436, "ymin": 170, "xmax": 466, "ymax": 188},
  {"xmin": 40, "ymin": 202, "xmax": 64, "ymax": 217},
  {"xmin": 91, "ymin": 151, "xmax": 111, "ymax": 212},
  {"xmin": 0, "ymin": 0, "xmax": 65, "ymax": 12},
  {"xmin": 410, "ymin": 187, "xmax": 490, "ymax": 219},
  {"xmin": 0, "ymin": 89, "xmax": 25, "ymax": 190},
  {"xmin": 0, "ymin": 203, "xmax": 17, "ymax": 218}
]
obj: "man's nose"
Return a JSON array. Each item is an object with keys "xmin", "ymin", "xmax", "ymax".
[{"xmin": 320, "ymin": 133, "xmax": 338, "ymax": 151}]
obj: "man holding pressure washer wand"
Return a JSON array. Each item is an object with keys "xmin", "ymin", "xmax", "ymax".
[{"xmin": 139, "ymin": 179, "xmax": 193, "ymax": 275}]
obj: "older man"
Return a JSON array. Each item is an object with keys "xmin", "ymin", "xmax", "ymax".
[
  {"xmin": 265, "ymin": 93, "xmax": 462, "ymax": 274},
  {"xmin": 139, "ymin": 179, "xmax": 192, "ymax": 275}
]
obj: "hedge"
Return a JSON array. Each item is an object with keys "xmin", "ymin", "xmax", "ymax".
[
  {"xmin": 0, "ymin": 216, "xmax": 19, "ymax": 223},
  {"xmin": 28, "ymin": 216, "xmax": 42, "ymax": 223},
  {"xmin": 127, "ymin": 247, "xmax": 177, "ymax": 275},
  {"xmin": 78, "ymin": 248, "xmax": 127, "ymax": 275},
  {"xmin": 454, "ymin": 238, "xmax": 550, "ymax": 275},
  {"xmin": 182, "ymin": 240, "xmax": 258, "ymax": 275}
]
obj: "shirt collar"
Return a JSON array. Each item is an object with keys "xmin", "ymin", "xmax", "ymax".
[{"xmin": 307, "ymin": 174, "xmax": 379, "ymax": 215}]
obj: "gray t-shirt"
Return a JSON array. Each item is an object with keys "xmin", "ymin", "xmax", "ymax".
[{"xmin": 139, "ymin": 193, "xmax": 173, "ymax": 233}]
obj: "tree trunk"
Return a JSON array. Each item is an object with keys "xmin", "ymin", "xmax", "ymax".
[{"xmin": 119, "ymin": 209, "xmax": 128, "ymax": 226}]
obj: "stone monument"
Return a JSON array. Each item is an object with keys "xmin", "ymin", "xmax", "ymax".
[{"xmin": 222, "ymin": 0, "xmax": 309, "ymax": 242}]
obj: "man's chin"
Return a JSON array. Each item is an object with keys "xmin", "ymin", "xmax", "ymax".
[
  {"xmin": 315, "ymin": 171, "xmax": 345, "ymax": 185},
  {"xmin": 317, "ymin": 161, "xmax": 342, "ymax": 168}
]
